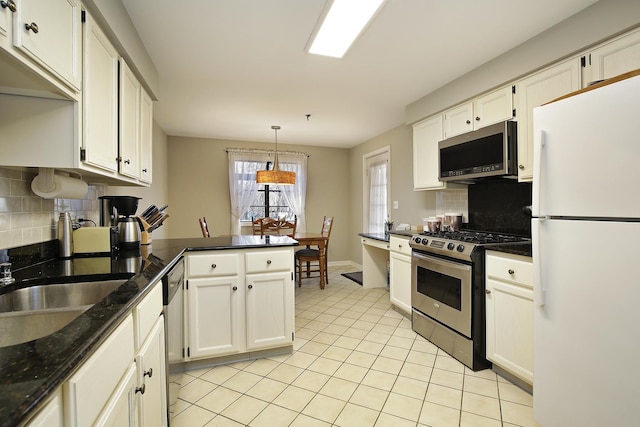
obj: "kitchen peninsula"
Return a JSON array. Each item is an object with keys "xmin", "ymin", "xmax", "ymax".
[{"xmin": 0, "ymin": 235, "xmax": 297, "ymax": 427}]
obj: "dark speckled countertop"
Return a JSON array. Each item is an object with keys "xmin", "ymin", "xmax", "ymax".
[{"xmin": 0, "ymin": 235, "xmax": 297, "ymax": 427}]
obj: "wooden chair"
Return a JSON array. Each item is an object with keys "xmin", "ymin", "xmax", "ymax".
[
  {"xmin": 199, "ymin": 217, "xmax": 210, "ymax": 237},
  {"xmin": 261, "ymin": 216, "xmax": 297, "ymax": 237},
  {"xmin": 295, "ymin": 216, "xmax": 334, "ymax": 288}
]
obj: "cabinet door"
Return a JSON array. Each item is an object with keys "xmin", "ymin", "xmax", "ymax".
[
  {"xmin": 119, "ymin": 59, "xmax": 141, "ymax": 179},
  {"xmin": 413, "ymin": 115, "xmax": 447, "ymax": 190},
  {"xmin": 515, "ymin": 58, "xmax": 581, "ymax": 182},
  {"xmin": 245, "ymin": 271, "xmax": 293, "ymax": 350},
  {"xmin": 136, "ymin": 317, "xmax": 167, "ymax": 427},
  {"xmin": 473, "ymin": 86, "xmax": 513, "ymax": 129},
  {"xmin": 82, "ymin": 11, "xmax": 118, "ymax": 173},
  {"xmin": 443, "ymin": 102, "xmax": 473, "ymax": 138},
  {"xmin": 187, "ymin": 276, "xmax": 243, "ymax": 359},
  {"xmin": 14, "ymin": 0, "xmax": 81, "ymax": 90},
  {"xmin": 139, "ymin": 89, "xmax": 153, "ymax": 184},
  {"xmin": 26, "ymin": 390, "xmax": 63, "ymax": 427},
  {"xmin": 0, "ymin": 0, "xmax": 12, "ymax": 49},
  {"xmin": 485, "ymin": 278, "xmax": 534, "ymax": 384},
  {"xmin": 94, "ymin": 363, "xmax": 136, "ymax": 427},
  {"xmin": 583, "ymin": 28, "xmax": 640, "ymax": 84},
  {"xmin": 389, "ymin": 251, "xmax": 411, "ymax": 315}
]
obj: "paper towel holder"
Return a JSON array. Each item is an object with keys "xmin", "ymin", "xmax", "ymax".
[{"xmin": 31, "ymin": 168, "xmax": 88, "ymax": 199}]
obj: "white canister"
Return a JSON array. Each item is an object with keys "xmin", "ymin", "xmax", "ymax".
[{"xmin": 443, "ymin": 213, "xmax": 463, "ymax": 231}]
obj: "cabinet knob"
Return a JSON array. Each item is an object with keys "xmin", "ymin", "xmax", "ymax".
[
  {"xmin": 25, "ymin": 22, "xmax": 39, "ymax": 33},
  {"xmin": 398, "ymin": 245, "xmax": 402, "ymax": 249},
  {"xmin": 508, "ymin": 269, "xmax": 515, "ymax": 275},
  {"xmin": 266, "ymin": 260, "xmax": 272, "ymax": 265},
  {"xmin": 485, "ymin": 289, "xmax": 491, "ymax": 295},
  {"xmin": 144, "ymin": 368, "xmax": 153, "ymax": 378},
  {"xmin": 1, "ymin": 1, "xmax": 16, "ymax": 13},
  {"xmin": 135, "ymin": 384, "xmax": 146, "ymax": 395},
  {"xmin": 248, "ymin": 284, "xmax": 253, "ymax": 289},
  {"xmin": 124, "ymin": 159, "xmax": 131, "ymax": 165},
  {"xmin": 232, "ymin": 286, "xmax": 237, "ymax": 291},
  {"xmin": 211, "ymin": 263, "xmax": 216, "ymax": 269},
  {"xmin": 518, "ymin": 164, "xmax": 525, "ymax": 170},
  {"xmin": 465, "ymin": 120, "xmax": 471, "ymax": 125},
  {"xmin": 142, "ymin": 168, "xmax": 148, "ymax": 173},
  {"xmin": 475, "ymin": 116, "xmax": 480, "ymax": 121}
]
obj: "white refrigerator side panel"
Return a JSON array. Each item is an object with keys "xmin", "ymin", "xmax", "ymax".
[
  {"xmin": 533, "ymin": 219, "xmax": 640, "ymax": 427},
  {"xmin": 532, "ymin": 75, "xmax": 640, "ymax": 218}
]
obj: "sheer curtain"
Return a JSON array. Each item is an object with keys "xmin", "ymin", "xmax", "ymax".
[
  {"xmin": 368, "ymin": 158, "xmax": 388, "ymax": 233},
  {"xmin": 227, "ymin": 149, "xmax": 307, "ymax": 234}
]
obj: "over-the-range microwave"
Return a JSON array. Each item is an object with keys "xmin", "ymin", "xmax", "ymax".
[{"xmin": 438, "ymin": 120, "xmax": 518, "ymax": 182}]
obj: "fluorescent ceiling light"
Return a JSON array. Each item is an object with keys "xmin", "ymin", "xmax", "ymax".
[{"xmin": 307, "ymin": 0, "xmax": 387, "ymax": 58}]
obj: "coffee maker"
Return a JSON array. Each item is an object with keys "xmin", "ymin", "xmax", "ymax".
[{"xmin": 99, "ymin": 196, "xmax": 142, "ymax": 253}]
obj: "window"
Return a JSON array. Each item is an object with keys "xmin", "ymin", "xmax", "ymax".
[
  {"xmin": 227, "ymin": 149, "xmax": 307, "ymax": 234},
  {"xmin": 363, "ymin": 147, "xmax": 390, "ymax": 233}
]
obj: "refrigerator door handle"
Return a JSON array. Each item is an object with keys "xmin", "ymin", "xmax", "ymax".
[
  {"xmin": 532, "ymin": 129, "xmax": 546, "ymax": 217},
  {"xmin": 533, "ymin": 218, "xmax": 545, "ymax": 306}
]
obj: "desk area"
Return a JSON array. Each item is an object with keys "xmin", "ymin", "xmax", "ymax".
[{"xmin": 358, "ymin": 232, "xmax": 390, "ymax": 289}]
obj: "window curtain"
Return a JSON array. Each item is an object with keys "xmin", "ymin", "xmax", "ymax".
[
  {"xmin": 227, "ymin": 149, "xmax": 307, "ymax": 234},
  {"xmin": 368, "ymin": 159, "xmax": 388, "ymax": 233}
]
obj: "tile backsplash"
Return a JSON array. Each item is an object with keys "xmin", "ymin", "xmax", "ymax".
[
  {"xmin": 436, "ymin": 188, "xmax": 469, "ymax": 222},
  {"xmin": 0, "ymin": 167, "xmax": 105, "ymax": 250}
]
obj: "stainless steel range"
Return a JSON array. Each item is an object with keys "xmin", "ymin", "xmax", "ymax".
[{"xmin": 410, "ymin": 230, "xmax": 529, "ymax": 370}]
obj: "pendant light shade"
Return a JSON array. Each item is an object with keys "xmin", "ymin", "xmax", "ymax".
[{"xmin": 256, "ymin": 126, "xmax": 296, "ymax": 185}]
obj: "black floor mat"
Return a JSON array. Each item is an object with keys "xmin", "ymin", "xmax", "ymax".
[{"xmin": 341, "ymin": 271, "xmax": 363, "ymax": 285}]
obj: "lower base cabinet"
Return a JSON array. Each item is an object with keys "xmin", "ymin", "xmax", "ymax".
[
  {"xmin": 485, "ymin": 251, "xmax": 534, "ymax": 385},
  {"xmin": 26, "ymin": 391, "xmax": 64, "ymax": 427},
  {"xmin": 389, "ymin": 235, "xmax": 412, "ymax": 315},
  {"xmin": 186, "ymin": 248, "xmax": 295, "ymax": 361}
]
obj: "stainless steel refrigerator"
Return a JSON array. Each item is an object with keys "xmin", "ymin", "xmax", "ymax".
[{"xmin": 532, "ymin": 72, "xmax": 640, "ymax": 427}]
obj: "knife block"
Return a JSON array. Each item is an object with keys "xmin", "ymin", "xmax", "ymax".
[{"xmin": 138, "ymin": 217, "xmax": 152, "ymax": 245}]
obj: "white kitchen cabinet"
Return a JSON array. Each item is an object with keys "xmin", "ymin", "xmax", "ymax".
[
  {"xmin": 443, "ymin": 85, "xmax": 513, "ymax": 138},
  {"xmin": 389, "ymin": 235, "xmax": 411, "ymax": 316},
  {"xmin": 139, "ymin": 89, "xmax": 153, "ymax": 183},
  {"xmin": 0, "ymin": 0, "xmax": 13, "ymax": 49},
  {"xmin": 13, "ymin": 0, "xmax": 81, "ymax": 90},
  {"xmin": 26, "ymin": 390, "xmax": 63, "ymax": 427},
  {"xmin": 187, "ymin": 275, "xmax": 243, "ymax": 358},
  {"xmin": 185, "ymin": 248, "xmax": 294, "ymax": 361},
  {"xmin": 119, "ymin": 59, "xmax": 141, "ymax": 179},
  {"xmin": 93, "ymin": 363, "xmax": 137, "ymax": 427},
  {"xmin": 82, "ymin": 9, "xmax": 118, "ymax": 173},
  {"xmin": 135, "ymin": 318, "xmax": 167, "ymax": 427},
  {"xmin": 515, "ymin": 58, "xmax": 581, "ymax": 182},
  {"xmin": 581, "ymin": 27, "xmax": 640, "ymax": 85},
  {"xmin": 485, "ymin": 251, "xmax": 533, "ymax": 385},
  {"xmin": 413, "ymin": 115, "xmax": 448, "ymax": 191}
]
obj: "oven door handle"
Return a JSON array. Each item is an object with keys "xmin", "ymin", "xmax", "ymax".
[{"xmin": 412, "ymin": 251, "xmax": 471, "ymax": 273}]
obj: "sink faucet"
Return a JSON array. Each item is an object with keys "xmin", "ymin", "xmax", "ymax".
[{"xmin": 0, "ymin": 262, "xmax": 15, "ymax": 286}]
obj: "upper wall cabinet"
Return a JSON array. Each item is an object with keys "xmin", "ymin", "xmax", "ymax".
[
  {"xmin": 0, "ymin": 1, "xmax": 12, "ymax": 48},
  {"xmin": 581, "ymin": 28, "xmax": 640, "ymax": 85},
  {"xmin": 13, "ymin": 0, "xmax": 81, "ymax": 91},
  {"xmin": 443, "ymin": 85, "xmax": 514, "ymax": 138},
  {"xmin": 515, "ymin": 58, "xmax": 581, "ymax": 182},
  {"xmin": 82, "ymin": 10, "xmax": 118, "ymax": 173},
  {"xmin": 413, "ymin": 115, "xmax": 445, "ymax": 190}
]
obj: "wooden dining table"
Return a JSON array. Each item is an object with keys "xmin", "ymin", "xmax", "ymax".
[{"xmin": 293, "ymin": 232, "xmax": 329, "ymax": 289}]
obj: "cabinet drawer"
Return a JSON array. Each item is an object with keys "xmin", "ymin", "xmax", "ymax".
[
  {"xmin": 64, "ymin": 315, "xmax": 134, "ymax": 427},
  {"xmin": 486, "ymin": 252, "xmax": 533, "ymax": 288},
  {"xmin": 188, "ymin": 252, "xmax": 240, "ymax": 277},
  {"xmin": 133, "ymin": 281, "xmax": 162, "ymax": 350},
  {"xmin": 246, "ymin": 249, "xmax": 292, "ymax": 273},
  {"xmin": 389, "ymin": 235, "xmax": 411, "ymax": 256}
]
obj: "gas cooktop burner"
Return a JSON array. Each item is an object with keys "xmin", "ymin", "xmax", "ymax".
[{"xmin": 420, "ymin": 230, "xmax": 529, "ymax": 245}]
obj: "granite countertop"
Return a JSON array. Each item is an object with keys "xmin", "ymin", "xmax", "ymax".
[
  {"xmin": 486, "ymin": 243, "xmax": 533, "ymax": 258},
  {"xmin": 0, "ymin": 235, "xmax": 297, "ymax": 427}
]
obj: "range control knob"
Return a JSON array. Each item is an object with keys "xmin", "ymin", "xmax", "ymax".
[
  {"xmin": 456, "ymin": 244, "xmax": 465, "ymax": 252},
  {"xmin": 421, "ymin": 238, "xmax": 429, "ymax": 245},
  {"xmin": 447, "ymin": 243, "xmax": 455, "ymax": 250},
  {"xmin": 414, "ymin": 237, "xmax": 421, "ymax": 244}
]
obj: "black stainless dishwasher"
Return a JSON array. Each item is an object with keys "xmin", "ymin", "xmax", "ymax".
[{"xmin": 162, "ymin": 257, "xmax": 184, "ymax": 424}]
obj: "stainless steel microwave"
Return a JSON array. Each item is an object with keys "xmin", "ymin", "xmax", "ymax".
[{"xmin": 438, "ymin": 121, "xmax": 517, "ymax": 181}]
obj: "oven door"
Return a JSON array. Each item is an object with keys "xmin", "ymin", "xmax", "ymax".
[{"xmin": 411, "ymin": 250, "xmax": 472, "ymax": 338}]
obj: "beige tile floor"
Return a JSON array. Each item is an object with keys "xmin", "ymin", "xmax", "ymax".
[{"xmin": 172, "ymin": 265, "xmax": 540, "ymax": 427}]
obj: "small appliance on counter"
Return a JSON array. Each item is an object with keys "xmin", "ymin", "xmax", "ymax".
[{"xmin": 98, "ymin": 196, "xmax": 142, "ymax": 254}]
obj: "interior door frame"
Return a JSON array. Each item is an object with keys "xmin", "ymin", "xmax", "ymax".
[{"xmin": 362, "ymin": 146, "xmax": 391, "ymax": 233}]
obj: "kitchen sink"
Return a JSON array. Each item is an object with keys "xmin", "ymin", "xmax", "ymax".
[{"xmin": 0, "ymin": 279, "xmax": 127, "ymax": 347}]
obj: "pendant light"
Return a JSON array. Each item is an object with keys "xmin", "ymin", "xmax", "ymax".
[{"xmin": 256, "ymin": 125, "xmax": 296, "ymax": 185}]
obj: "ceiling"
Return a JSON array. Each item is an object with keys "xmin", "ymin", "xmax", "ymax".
[{"xmin": 121, "ymin": 0, "xmax": 597, "ymax": 148}]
